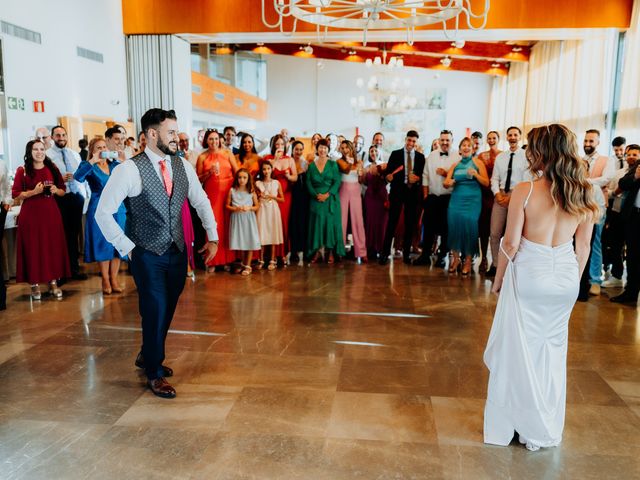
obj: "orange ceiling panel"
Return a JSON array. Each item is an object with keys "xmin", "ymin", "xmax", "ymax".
[{"xmin": 122, "ymin": 0, "xmax": 633, "ymax": 34}]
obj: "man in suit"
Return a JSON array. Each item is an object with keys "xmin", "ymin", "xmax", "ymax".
[
  {"xmin": 379, "ymin": 130, "xmax": 426, "ymax": 265},
  {"xmin": 611, "ymin": 144, "xmax": 640, "ymax": 305},
  {"xmin": 96, "ymin": 108, "xmax": 219, "ymax": 398}
]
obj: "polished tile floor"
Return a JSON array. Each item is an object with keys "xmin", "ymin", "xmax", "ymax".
[{"xmin": 1, "ymin": 260, "xmax": 639, "ymax": 479}]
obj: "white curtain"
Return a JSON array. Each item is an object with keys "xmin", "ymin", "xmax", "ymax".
[
  {"xmin": 487, "ymin": 62, "xmax": 528, "ymax": 149},
  {"xmin": 617, "ymin": 0, "xmax": 640, "ymax": 141},
  {"xmin": 487, "ymin": 30, "xmax": 619, "ymax": 145}
]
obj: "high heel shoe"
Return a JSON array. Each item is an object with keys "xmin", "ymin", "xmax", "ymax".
[
  {"xmin": 309, "ymin": 252, "xmax": 321, "ymax": 264},
  {"xmin": 31, "ymin": 284, "xmax": 41, "ymax": 301},
  {"xmin": 327, "ymin": 252, "xmax": 335, "ymax": 264},
  {"xmin": 461, "ymin": 258, "xmax": 472, "ymax": 276},
  {"xmin": 48, "ymin": 281, "xmax": 63, "ymax": 299},
  {"xmin": 448, "ymin": 257, "xmax": 461, "ymax": 274}
]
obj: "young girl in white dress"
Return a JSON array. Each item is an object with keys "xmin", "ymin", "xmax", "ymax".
[
  {"xmin": 483, "ymin": 124, "xmax": 600, "ymax": 451},
  {"xmin": 226, "ymin": 168, "xmax": 260, "ymax": 276},
  {"xmin": 255, "ymin": 161, "xmax": 284, "ymax": 270}
]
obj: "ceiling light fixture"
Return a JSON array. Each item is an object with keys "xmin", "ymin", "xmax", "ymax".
[
  {"xmin": 440, "ymin": 56, "xmax": 452, "ymax": 67},
  {"xmin": 452, "ymin": 39, "xmax": 466, "ymax": 49},
  {"xmin": 511, "ymin": 46, "xmax": 523, "ymax": 52},
  {"xmin": 261, "ymin": 0, "xmax": 490, "ymax": 46}
]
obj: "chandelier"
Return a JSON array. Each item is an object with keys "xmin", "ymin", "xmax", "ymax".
[
  {"xmin": 261, "ymin": 0, "xmax": 490, "ymax": 45},
  {"xmin": 350, "ymin": 54, "xmax": 418, "ymax": 118}
]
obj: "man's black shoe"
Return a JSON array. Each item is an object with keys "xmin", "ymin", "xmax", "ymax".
[
  {"xmin": 610, "ymin": 292, "xmax": 638, "ymax": 304},
  {"xmin": 135, "ymin": 352, "xmax": 174, "ymax": 377},
  {"xmin": 485, "ymin": 266, "xmax": 497, "ymax": 277},
  {"xmin": 378, "ymin": 257, "xmax": 389, "ymax": 266}
]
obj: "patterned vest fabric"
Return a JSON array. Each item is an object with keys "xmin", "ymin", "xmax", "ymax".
[{"xmin": 125, "ymin": 152, "xmax": 188, "ymax": 255}]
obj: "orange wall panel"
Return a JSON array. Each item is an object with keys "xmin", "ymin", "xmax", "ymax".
[
  {"xmin": 122, "ymin": 0, "xmax": 633, "ymax": 34},
  {"xmin": 191, "ymin": 72, "xmax": 267, "ymax": 121}
]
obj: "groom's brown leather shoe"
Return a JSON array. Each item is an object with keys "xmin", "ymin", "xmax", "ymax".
[
  {"xmin": 148, "ymin": 377, "xmax": 176, "ymax": 399},
  {"xmin": 135, "ymin": 352, "xmax": 173, "ymax": 377}
]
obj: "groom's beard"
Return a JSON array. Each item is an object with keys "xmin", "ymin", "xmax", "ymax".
[{"xmin": 157, "ymin": 137, "xmax": 178, "ymax": 156}]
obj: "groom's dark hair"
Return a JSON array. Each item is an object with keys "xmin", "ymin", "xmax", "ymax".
[{"xmin": 141, "ymin": 108, "xmax": 177, "ymax": 134}]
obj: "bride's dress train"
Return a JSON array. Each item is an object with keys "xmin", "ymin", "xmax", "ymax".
[{"xmin": 483, "ymin": 237, "xmax": 579, "ymax": 448}]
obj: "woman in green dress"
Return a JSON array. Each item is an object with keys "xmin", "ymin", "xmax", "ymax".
[
  {"xmin": 306, "ymin": 138, "xmax": 345, "ymax": 264},
  {"xmin": 444, "ymin": 137, "xmax": 490, "ymax": 276}
]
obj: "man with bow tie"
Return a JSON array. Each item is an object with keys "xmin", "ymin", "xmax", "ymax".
[{"xmin": 413, "ymin": 129, "xmax": 460, "ymax": 267}]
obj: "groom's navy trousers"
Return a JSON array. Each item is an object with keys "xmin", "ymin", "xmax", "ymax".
[{"xmin": 130, "ymin": 243, "xmax": 187, "ymax": 380}]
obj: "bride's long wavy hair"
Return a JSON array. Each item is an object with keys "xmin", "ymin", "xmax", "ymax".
[{"xmin": 526, "ymin": 124, "xmax": 600, "ymax": 221}]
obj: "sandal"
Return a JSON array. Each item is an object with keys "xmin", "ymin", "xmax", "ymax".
[
  {"xmin": 461, "ymin": 258, "xmax": 472, "ymax": 276},
  {"xmin": 448, "ymin": 257, "xmax": 461, "ymax": 274},
  {"xmin": 268, "ymin": 260, "xmax": 277, "ymax": 271},
  {"xmin": 256, "ymin": 260, "xmax": 265, "ymax": 270},
  {"xmin": 31, "ymin": 284, "xmax": 42, "ymax": 301},
  {"xmin": 48, "ymin": 281, "xmax": 63, "ymax": 299},
  {"xmin": 241, "ymin": 265, "xmax": 252, "ymax": 276}
]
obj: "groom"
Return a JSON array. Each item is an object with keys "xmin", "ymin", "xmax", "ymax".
[{"xmin": 96, "ymin": 108, "xmax": 218, "ymax": 398}]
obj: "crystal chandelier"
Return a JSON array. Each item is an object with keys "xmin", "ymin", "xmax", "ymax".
[{"xmin": 261, "ymin": 0, "xmax": 490, "ymax": 45}]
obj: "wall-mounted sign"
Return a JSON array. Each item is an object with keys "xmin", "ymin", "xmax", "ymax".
[
  {"xmin": 7, "ymin": 97, "xmax": 25, "ymax": 111},
  {"xmin": 33, "ymin": 100, "xmax": 45, "ymax": 113}
]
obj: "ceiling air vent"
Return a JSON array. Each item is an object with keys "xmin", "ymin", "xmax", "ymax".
[{"xmin": 1, "ymin": 20, "xmax": 42, "ymax": 44}]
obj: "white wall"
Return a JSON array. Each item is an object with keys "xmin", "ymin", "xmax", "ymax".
[
  {"xmin": 0, "ymin": 0, "xmax": 129, "ymax": 169},
  {"xmin": 261, "ymin": 54, "xmax": 492, "ymax": 150}
]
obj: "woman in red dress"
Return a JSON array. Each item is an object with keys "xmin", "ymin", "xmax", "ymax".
[
  {"xmin": 196, "ymin": 130, "xmax": 238, "ymax": 271},
  {"xmin": 265, "ymin": 134, "xmax": 297, "ymax": 263},
  {"xmin": 12, "ymin": 140, "xmax": 70, "ymax": 299}
]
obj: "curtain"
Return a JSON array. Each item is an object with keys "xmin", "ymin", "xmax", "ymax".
[
  {"xmin": 616, "ymin": 0, "xmax": 640, "ymax": 141},
  {"xmin": 487, "ymin": 30, "xmax": 619, "ymax": 146},
  {"xmin": 487, "ymin": 62, "xmax": 528, "ymax": 149}
]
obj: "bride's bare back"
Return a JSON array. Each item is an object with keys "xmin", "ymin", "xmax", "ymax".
[{"xmin": 522, "ymin": 179, "xmax": 582, "ymax": 247}]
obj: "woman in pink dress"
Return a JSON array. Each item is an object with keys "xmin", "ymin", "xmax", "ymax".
[
  {"xmin": 266, "ymin": 134, "xmax": 297, "ymax": 264},
  {"xmin": 196, "ymin": 129, "xmax": 238, "ymax": 271},
  {"xmin": 12, "ymin": 140, "xmax": 70, "ymax": 299},
  {"xmin": 337, "ymin": 140, "xmax": 367, "ymax": 262}
]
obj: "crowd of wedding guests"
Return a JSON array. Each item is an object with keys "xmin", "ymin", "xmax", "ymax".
[{"xmin": 0, "ymin": 122, "xmax": 638, "ymax": 308}]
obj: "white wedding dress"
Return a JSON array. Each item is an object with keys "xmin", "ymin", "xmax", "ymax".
[{"xmin": 483, "ymin": 182, "xmax": 580, "ymax": 449}]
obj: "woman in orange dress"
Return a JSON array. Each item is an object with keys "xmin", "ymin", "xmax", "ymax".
[
  {"xmin": 236, "ymin": 133, "xmax": 262, "ymax": 179},
  {"xmin": 264, "ymin": 134, "xmax": 298, "ymax": 264},
  {"xmin": 196, "ymin": 129, "xmax": 238, "ymax": 271}
]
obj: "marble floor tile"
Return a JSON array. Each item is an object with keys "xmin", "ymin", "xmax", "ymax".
[
  {"xmin": 566, "ymin": 370, "xmax": 626, "ymax": 406},
  {"xmin": 221, "ymin": 387, "xmax": 334, "ymax": 437},
  {"xmin": 115, "ymin": 384, "xmax": 242, "ymax": 430},
  {"xmin": 563, "ymin": 404, "xmax": 640, "ymax": 456},
  {"xmin": 337, "ymin": 358, "xmax": 430, "ymax": 395},
  {"xmin": 247, "ymin": 355, "xmax": 342, "ymax": 390},
  {"xmin": 430, "ymin": 397, "xmax": 486, "ymax": 447},
  {"xmin": 0, "ymin": 342, "xmax": 34, "ymax": 366},
  {"xmin": 326, "ymin": 392, "xmax": 438, "ymax": 443}
]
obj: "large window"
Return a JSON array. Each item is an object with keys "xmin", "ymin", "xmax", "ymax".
[{"xmin": 190, "ymin": 44, "xmax": 267, "ymax": 99}]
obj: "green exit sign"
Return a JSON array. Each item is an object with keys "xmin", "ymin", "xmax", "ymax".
[{"xmin": 7, "ymin": 97, "xmax": 25, "ymax": 111}]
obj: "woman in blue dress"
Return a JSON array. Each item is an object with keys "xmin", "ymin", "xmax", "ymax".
[
  {"xmin": 444, "ymin": 137, "xmax": 490, "ymax": 276},
  {"xmin": 74, "ymin": 137, "xmax": 126, "ymax": 294}
]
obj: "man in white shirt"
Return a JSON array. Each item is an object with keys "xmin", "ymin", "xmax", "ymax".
[
  {"xmin": 0, "ymin": 158, "xmax": 11, "ymax": 310},
  {"xmin": 105, "ymin": 126, "xmax": 128, "ymax": 163},
  {"xmin": 96, "ymin": 108, "xmax": 218, "ymax": 399},
  {"xmin": 602, "ymin": 136, "xmax": 627, "ymax": 287},
  {"xmin": 48, "ymin": 125, "xmax": 89, "ymax": 280},
  {"xmin": 372, "ymin": 132, "xmax": 387, "ymax": 163},
  {"xmin": 487, "ymin": 126, "xmax": 529, "ymax": 276},
  {"xmin": 354, "ymin": 134, "xmax": 366, "ymax": 162},
  {"xmin": 583, "ymin": 129, "xmax": 615, "ymax": 296},
  {"xmin": 413, "ymin": 129, "xmax": 459, "ymax": 267},
  {"xmin": 178, "ymin": 132, "xmax": 196, "ymax": 169},
  {"xmin": 35, "ymin": 127, "xmax": 53, "ymax": 149},
  {"xmin": 471, "ymin": 131, "xmax": 483, "ymax": 157}
]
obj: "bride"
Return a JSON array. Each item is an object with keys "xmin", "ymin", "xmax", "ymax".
[{"xmin": 483, "ymin": 124, "xmax": 600, "ymax": 451}]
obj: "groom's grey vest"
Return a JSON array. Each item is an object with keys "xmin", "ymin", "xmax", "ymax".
[{"xmin": 125, "ymin": 152, "xmax": 188, "ymax": 255}]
